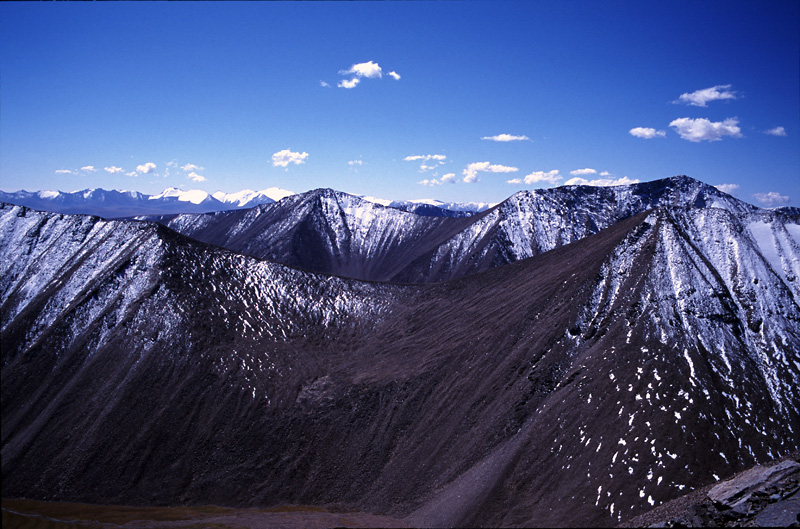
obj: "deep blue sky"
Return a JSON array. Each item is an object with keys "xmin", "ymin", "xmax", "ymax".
[{"xmin": 1, "ymin": 1, "xmax": 798, "ymax": 206}]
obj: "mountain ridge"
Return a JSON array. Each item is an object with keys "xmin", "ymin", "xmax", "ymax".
[
  {"xmin": 155, "ymin": 176, "xmax": 764, "ymax": 284},
  {"xmin": 2, "ymin": 194, "xmax": 798, "ymax": 527}
]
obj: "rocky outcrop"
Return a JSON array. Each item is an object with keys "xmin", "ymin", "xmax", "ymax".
[{"xmin": 621, "ymin": 455, "xmax": 800, "ymax": 527}]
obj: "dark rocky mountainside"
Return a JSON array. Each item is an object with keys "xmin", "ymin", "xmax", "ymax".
[
  {"xmin": 159, "ymin": 176, "xmax": 758, "ymax": 283},
  {"xmin": 2, "ymin": 190, "xmax": 799, "ymax": 527}
]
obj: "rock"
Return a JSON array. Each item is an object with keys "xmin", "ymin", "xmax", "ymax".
[
  {"xmin": 707, "ymin": 460, "xmax": 800, "ymax": 509},
  {"xmin": 752, "ymin": 494, "xmax": 800, "ymax": 527}
]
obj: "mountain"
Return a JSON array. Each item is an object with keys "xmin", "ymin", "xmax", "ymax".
[
  {"xmin": 0, "ymin": 187, "xmax": 296, "ymax": 218},
  {"xmin": 0, "ymin": 187, "xmax": 485, "ymax": 220},
  {"xmin": 2, "ymin": 195, "xmax": 798, "ymax": 527},
  {"xmin": 160, "ymin": 175, "xmax": 760, "ymax": 283}
]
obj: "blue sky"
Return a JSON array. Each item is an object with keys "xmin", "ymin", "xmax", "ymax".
[{"xmin": 1, "ymin": 1, "xmax": 798, "ymax": 206}]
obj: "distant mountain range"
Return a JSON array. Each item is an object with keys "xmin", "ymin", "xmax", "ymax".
[
  {"xmin": 0, "ymin": 187, "xmax": 492, "ymax": 219},
  {"xmin": 2, "ymin": 175, "xmax": 799, "ymax": 527}
]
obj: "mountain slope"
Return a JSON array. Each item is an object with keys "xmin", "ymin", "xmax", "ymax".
[
  {"xmin": 160, "ymin": 176, "xmax": 759, "ymax": 284},
  {"xmin": 162, "ymin": 188, "xmax": 481, "ymax": 281},
  {"xmin": 2, "ymin": 201, "xmax": 798, "ymax": 527}
]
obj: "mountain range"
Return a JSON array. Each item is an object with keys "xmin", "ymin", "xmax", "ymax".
[
  {"xmin": 1, "ymin": 175, "xmax": 799, "ymax": 527},
  {"xmin": 0, "ymin": 187, "xmax": 491, "ymax": 220}
]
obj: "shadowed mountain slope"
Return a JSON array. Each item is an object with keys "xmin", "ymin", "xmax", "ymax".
[
  {"xmin": 1, "ymin": 201, "xmax": 798, "ymax": 527},
  {"xmin": 160, "ymin": 176, "xmax": 757, "ymax": 283}
]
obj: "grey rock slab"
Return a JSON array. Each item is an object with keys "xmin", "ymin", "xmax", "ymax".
[{"xmin": 707, "ymin": 460, "xmax": 800, "ymax": 509}]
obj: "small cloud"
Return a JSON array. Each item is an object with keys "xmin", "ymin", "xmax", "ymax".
[
  {"xmin": 340, "ymin": 60, "xmax": 383, "ymax": 79},
  {"xmin": 348, "ymin": 160, "xmax": 363, "ymax": 166},
  {"xmin": 104, "ymin": 166, "xmax": 124, "ymax": 174},
  {"xmin": 320, "ymin": 81, "xmax": 331, "ymax": 88},
  {"xmin": 569, "ymin": 168, "xmax": 597, "ymax": 176},
  {"xmin": 187, "ymin": 171, "xmax": 206, "ymax": 182},
  {"xmin": 676, "ymin": 84, "xmax": 737, "ymax": 107},
  {"xmin": 418, "ymin": 178, "xmax": 443, "ymax": 187},
  {"xmin": 405, "ymin": 154, "xmax": 447, "ymax": 172},
  {"xmin": 136, "ymin": 162, "xmax": 157, "ymax": 174},
  {"xmin": 181, "ymin": 163, "xmax": 204, "ymax": 172},
  {"xmin": 388, "ymin": 71, "xmax": 401, "ymax": 80},
  {"xmin": 753, "ymin": 191, "xmax": 790, "ymax": 207},
  {"xmin": 600, "ymin": 171, "xmax": 611, "ymax": 176},
  {"xmin": 481, "ymin": 134, "xmax": 530, "ymax": 142},
  {"xmin": 272, "ymin": 149, "xmax": 309, "ymax": 168},
  {"xmin": 565, "ymin": 176, "xmax": 639, "ymax": 186},
  {"xmin": 764, "ymin": 126, "xmax": 787, "ymax": 137},
  {"xmin": 404, "ymin": 154, "xmax": 446, "ymax": 162},
  {"xmin": 338, "ymin": 78, "xmax": 360, "ymax": 89},
  {"xmin": 55, "ymin": 169, "xmax": 74, "ymax": 174},
  {"xmin": 629, "ymin": 127, "xmax": 666, "ymax": 139},
  {"xmin": 715, "ymin": 184, "xmax": 740, "ymax": 195},
  {"xmin": 126, "ymin": 171, "xmax": 137, "ymax": 177},
  {"xmin": 463, "ymin": 161, "xmax": 518, "ymax": 183},
  {"xmin": 81, "ymin": 165, "xmax": 97, "ymax": 172},
  {"xmin": 519, "ymin": 170, "xmax": 562, "ymax": 185},
  {"xmin": 418, "ymin": 173, "xmax": 456, "ymax": 187},
  {"xmin": 669, "ymin": 117, "xmax": 743, "ymax": 142},
  {"xmin": 166, "ymin": 160, "xmax": 178, "ymax": 167}
]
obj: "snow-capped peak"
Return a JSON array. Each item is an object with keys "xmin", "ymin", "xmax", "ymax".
[{"xmin": 149, "ymin": 187, "xmax": 211, "ymax": 204}]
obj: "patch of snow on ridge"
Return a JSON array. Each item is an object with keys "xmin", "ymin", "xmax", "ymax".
[{"xmin": 748, "ymin": 221, "xmax": 782, "ymax": 277}]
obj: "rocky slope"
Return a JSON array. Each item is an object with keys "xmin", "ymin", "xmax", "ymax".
[
  {"xmin": 159, "ymin": 176, "xmax": 758, "ymax": 283},
  {"xmin": 2, "ymin": 195, "xmax": 799, "ymax": 527}
]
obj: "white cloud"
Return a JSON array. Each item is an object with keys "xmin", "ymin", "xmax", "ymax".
[
  {"xmin": 104, "ymin": 166, "xmax": 124, "ymax": 174},
  {"xmin": 570, "ymin": 168, "xmax": 597, "ymax": 176},
  {"xmin": 764, "ymin": 126, "xmax": 787, "ymax": 137},
  {"xmin": 81, "ymin": 165, "xmax": 97, "ymax": 172},
  {"xmin": 669, "ymin": 117, "xmax": 743, "ymax": 142},
  {"xmin": 564, "ymin": 176, "xmax": 639, "ymax": 187},
  {"xmin": 126, "ymin": 171, "xmax": 137, "ymax": 177},
  {"xmin": 181, "ymin": 163, "xmax": 204, "ymax": 172},
  {"xmin": 418, "ymin": 178, "xmax": 443, "ymax": 187},
  {"xmin": 187, "ymin": 171, "xmax": 207, "ymax": 182},
  {"xmin": 136, "ymin": 162, "xmax": 157, "ymax": 174},
  {"xmin": 753, "ymin": 191, "xmax": 790, "ymax": 207},
  {"xmin": 55, "ymin": 169, "xmax": 74, "ymax": 174},
  {"xmin": 320, "ymin": 81, "xmax": 331, "ymax": 88},
  {"xmin": 388, "ymin": 71, "xmax": 401, "ymax": 80},
  {"xmin": 338, "ymin": 78, "xmax": 360, "ymax": 89},
  {"xmin": 418, "ymin": 173, "xmax": 456, "ymax": 187},
  {"xmin": 481, "ymin": 134, "xmax": 530, "ymax": 142},
  {"xmin": 518, "ymin": 170, "xmax": 562, "ymax": 185},
  {"xmin": 404, "ymin": 154, "xmax": 446, "ymax": 162},
  {"xmin": 629, "ymin": 127, "xmax": 667, "ymax": 139},
  {"xmin": 272, "ymin": 149, "xmax": 309, "ymax": 168},
  {"xmin": 676, "ymin": 84, "xmax": 737, "ymax": 107},
  {"xmin": 463, "ymin": 161, "xmax": 518, "ymax": 183},
  {"xmin": 166, "ymin": 160, "xmax": 178, "ymax": 167},
  {"xmin": 348, "ymin": 160, "xmax": 363, "ymax": 166},
  {"xmin": 405, "ymin": 154, "xmax": 446, "ymax": 172},
  {"xmin": 340, "ymin": 60, "xmax": 383, "ymax": 79},
  {"xmin": 600, "ymin": 171, "xmax": 611, "ymax": 176},
  {"xmin": 715, "ymin": 183, "xmax": 740, "ymax": 195}
]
